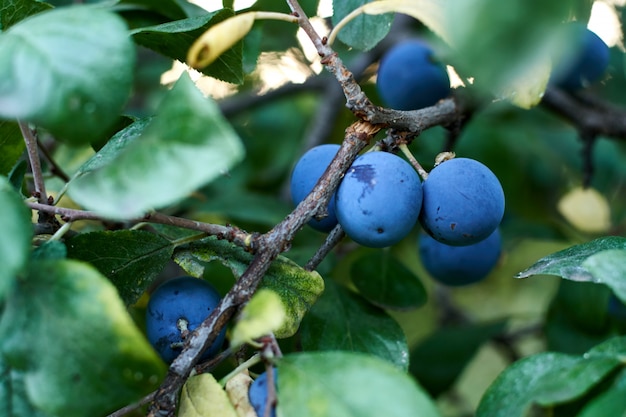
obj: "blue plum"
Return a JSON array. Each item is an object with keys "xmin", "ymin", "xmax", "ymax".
[
  {"xmin": 419, "ymin": 158, "xmax": 504, "ymax": 246},
  {"xmin": 376, "ymin": 40, "xmax": 451, "ymax": 110},
  {"xmin": 335, "ymin": 151, "xmax": 423, "ymax": 248},
  {"xmin": 419, "ymin": 229, "xmax": 502, "ymax": 286},
  {"xmin": 551, "ymin": 23, "xmax": 609, "ymax": 90},
  {"xmin": 249, "ymin": 370, "xmax": 277, "ymax": 417},
  {"xmin": 290, "ymin": 144, "xmax": 341, "ymax": 232},
  {"xmin": 146, "ymin": 276, "xmax": 226, "ymax": 364}
]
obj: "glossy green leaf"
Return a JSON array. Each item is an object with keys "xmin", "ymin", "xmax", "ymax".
[
  {"xmin": 300, "ymin": 279, "xmax": 409, "ymax": 370},
  {"xmin": 65, "ymin": 230, "xmax": 175, "ymax": 305},
  {"xmin": 332, "ymin": 0, "xmax": 393, "ymax": 51},
  {"xmin": 68, "ymin": 73, "xmax": 245, "ymax": 219},
  {"xmin": 179, "ymin": 373, "xmax": 238, "ymax": 417},
  {"xmin": 0, "ymin": 121, "xmax": 25, "ymax": 176},
  {"xmin": 131, "ymin": 10, "xmax": 244, "ymax": 84},
  {"xmin": 0, "ymin": 259, "xmax": 166, "ymax": 417},
  {"xmin": 477, "ymin": 339, "xmax": 625, "ymax": 417},
  {"xmin": 516, "ymin": 236, "xmax": 626, "ymax": 281},
  {"xmin": 0, "ymin": 176, "xmax": 31, "ymax": 301},
  {"xmin": 0, "ymin": 357, "xmax": 50, "ymax": 417},
  {"xmin": 173, "ymin": 236, "xmax": 324, "ymax": 338},
  {"xmin": 277, "ymin": 351, "xmax": 441, "ymax": 417},
  {"xmin": 0, "ymin": 0, "xmax": 52, "ymax": 31},
  {"xmin": 409, "ymin": 321, "xmax": 507, "ymax": 397},
  {"xmin": 0, "ymin": 6, "xmax": 135, "ymax": 145},
  {"xmin": 350, "ymin": 250, "xmax": 426, "ymax": 310},
  {"xmin": 582, "ymin": 249, "xmax": 626, "ymax": 305}
]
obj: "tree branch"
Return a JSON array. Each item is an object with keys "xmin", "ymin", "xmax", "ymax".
[
  {"xmin": 26, "ymin": 203, "xmax": 253, "ymax": 249},
  {"xmin": 19, "ymin": 122, "xmax": 48, "ymax": 205},
  {"xmin": 541, "ymin": 87, "xmax": 626, "ymax": 140},
  {"xmin": 148, "ymin": 120, "xmax": 377, "ymax": 416}
]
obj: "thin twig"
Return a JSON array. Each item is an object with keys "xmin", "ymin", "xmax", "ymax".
[
  {"xmin": 19, "ymin": 121, "xmax": 48, "ymax": 204},
  {"xmin": 304, "ymin": 224, "xmax": 345, "ymax": 271},
  {"xmin": 36, "ymin": 138, "xmax": 71, "ymax": 182},
  {"xmin": 26, "ymin": 202, "xmax": 253, "ymax": 249}
]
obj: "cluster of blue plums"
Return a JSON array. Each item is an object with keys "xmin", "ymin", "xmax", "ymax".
[
  {"xmin": 249, "ymin": 369, "xmax": 277, "ymax": 417},
  {"xmin": 290, "ymin": 146, "xmax": 505, "ymax": 284},
  {"xmin": 145, "ymin": 276, "xmax": 225, "ymax": 364}
]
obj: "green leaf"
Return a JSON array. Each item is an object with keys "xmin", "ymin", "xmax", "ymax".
[
  {"xmin": 173, "ymin": 236, "xmax": 324, "ymax": 338},
  {"xmin": 444, "ymin": 0, "xmax": 574, "ymax": 106},
  {"xmin": 0, "ymin": 6, "xmax": 136, "ymax": 145},
  {"xmin": 350, "ymin": 250, "xmax": 427, "ymax": 310},
  {"xmin": 300, "ymin": 279, "xmax": 409, "ymax": 370},
  {"xmin": 131, "ymin": 10, "xmax": 244, "ymax": 84},
  {"xmin": 0, "ymin": 121, "xmax": 26, "ymax": 176},
  {"xmin": 577, "ymin": 369, "xmax": 626, "ymax": 417},
  {"xmin": 230, "ymin": 289, "xmax": 286, "ymax": 348},
  {"xmin": 179, "ymin": 373, "xmax": 238, "ymax": 417},
  {"xmin": 71, "ymin": 117, "xmax": 151, "ymax": 180},
  {"xmin": 0, "ymin": 259, "xmax": 166, "ymax": 417},
  {"xmin": 277, "ymin": 351, "xmax": 441, "ymax": 417},
  {"xmin": 32, "ymin": 240, "xmax": 68, "ymax": 261},
  {"xmin": 583, "ymin": 249, "xmax": 626, "ymax": 305},
  {"xmin": 409, "ymin": 321, "xmax": 507, "ymax": 397},
  {"xmin": 119, "ymin": 0, "xmax": 187, "ymax": 20},
  {"xmin": 65, "ymin": 230, "xmax": 175, "ymax": 305},
  {"xmin": 8, "ymin": 159, "xmax": 28, "ymax": 192},
  {"xmin": 68, "ymin": 73, "xmax": 245, "ymax": 219},
  {"xmin": 332, "ymin": 0, "xmax": 393, "ymax": 51},
  {"xmin": 0, "ymin": 176, "xmax": 31, "ymax": 301},
  {"xmin": 0, "ymin": 357, "xmax": 50, "ymax": 417},
  {"xmin": 477, "ymin": 342, "xmax": 623, "ymax": 417},
  {"xmin": 0, "ymin": 0, "xmax": 52, "ymax": 31},
  {"xmin": 516, "ymin": 236, "xmax": 626, "ymax": 281},
  {"xmin": 545, "ymin": 280, "xmax": 613, "ymax": 355}
]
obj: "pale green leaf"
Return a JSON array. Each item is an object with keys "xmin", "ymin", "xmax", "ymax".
[
  {"xmin": 0, "ymin": 6, "xmax": 135, "ymax": 145},
  {"xmin": 230, "ymin": 289, "xmax": 286, "ymax": 348},
  {"xmin": 277, "ymin": 351, "xmax": 441, "ymax": 417},
  {"xmin": 332, "ymin": 0, "xmax": 394, "ymax": 51},
  {"xmin": 0, "ymin": 259, "xmax": 166, "ymax": 417},
  {"xmin": 583, "ymin": 249, "xmax": 626, "ymax": 305},
  {"xmin": 179, "ymin": 373, "xmax": 238, "ymax": 417},
  {"xmin": 0, "ymin": 175, "xmax": 31, "ymax": 301},
  {"xmin": 68, "ymin": 73, "xmax": 244, "ymax": 219}
]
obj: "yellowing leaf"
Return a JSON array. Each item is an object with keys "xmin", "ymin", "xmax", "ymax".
[
  {"xmin": 188, "ymin": 12, "xmax": 256, "ymax": 68},
  {"xmin": 187, "ymin": 12, "xmax": 297, "ymax": 69},
  {"xmin": 230, "ymin": 289, "xmax": 286, "ymax": 348},
  {"xmin": 558, "ymin": 187, "xmax": 611, "ymax": 233},
  {"xmin": 225, "ymin": 372, "xmax": 257, "ymax": 417},
  {"xmin": 179, "ymin": 373, "xmax": 238, "ymax": 417}
]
